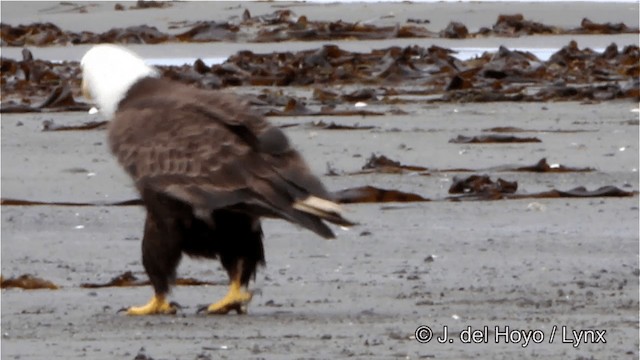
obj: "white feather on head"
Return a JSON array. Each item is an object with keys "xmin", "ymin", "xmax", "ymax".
[{"xmin": 81, "ymin": 44, "xmax": 159, "ymax": 119}]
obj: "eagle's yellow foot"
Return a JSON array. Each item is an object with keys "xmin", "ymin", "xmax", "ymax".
[
  {"xmin": 199, "ymin": 284, "xmax": 252, "ymax": 315},
  {"xmin": 124, "ymin": 295, "xmax": 177, "ymax": 316}
]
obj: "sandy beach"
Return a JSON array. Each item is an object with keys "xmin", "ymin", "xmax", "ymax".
[{"xmin": 1, "ymin": 2, "xmax": 639, "ymax": 360}]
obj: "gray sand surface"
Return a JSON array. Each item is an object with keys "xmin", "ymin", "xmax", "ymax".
[{"xmin": 1, "ymin": 2, "xmax": 639, "ymax": 360}]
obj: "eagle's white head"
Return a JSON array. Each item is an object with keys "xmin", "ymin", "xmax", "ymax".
[{"xmin": 81, "ymin": 44, "xmax": 160, "ymax": 119}]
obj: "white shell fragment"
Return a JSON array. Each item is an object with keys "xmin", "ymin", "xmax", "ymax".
[{"xmin": 527, "ymin": 202, "xmax": 547, "ymax": 212}]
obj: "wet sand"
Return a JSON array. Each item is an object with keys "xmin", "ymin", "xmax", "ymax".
[{"xmin": 1, "ymin": 2, "xmax": 639, "ymax": 360}]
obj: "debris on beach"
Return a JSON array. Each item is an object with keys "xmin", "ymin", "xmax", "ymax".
[
  {"xmin": 309, "ymin": 121, "xmax": 376, "ymax": 130},
  {"xmin": 0, "ymin": 198, "xmax": 142, "ymax": 206},
  {"xmin": 447, "ymin": 175, "xmax": 634, "ymax": 201},
  {"xmin": 79, "ymin": 271, "xmax": 223, "ymax": 288},
  {"xmin": 261, "ymin": 97, "xmax": 384, "ymax": 117},
  {"xmin": 0, "ymin": 49, "xmax": 88, "ymax": 113},
  {"xmin": 439, "ymin": 158, "xmax": 594, "ymax": 173},
  {"xmin": 448, "ymin": 175, "xmax": 518, "ymax": 198},
  {"xmin": 333, "ymin": 186, "xmax": 430, "ymax": 204},
  {"xmin": 2, "ymin": 41, "xmax": 637, "ymax": 113},
  {"xmin": 481, "ymin": 126, "xmax": 597, "ymax": 134},
  {"xmin": 449, "ymin": 134, "xmax": 542, "ymax": 144},
  {"xmin": 41, "ymin": 119, "xmax": 109, "ymax": 131},
  {"xmin": 1, "ymin": 274, "xmax": 59, "ymax": 290},
  {"xmin": 1, "ymin": 12, "xmax": 637, "ymax": 46},
  {"xmin": 128, "ymin": 0, "xmax": 172, "ymax": 10},
  {"xmin": 356, "ymin": 154, "xmax": 429, "ymax": 174},
  {"xmin": 36, "ymin": 84, "xmax": 89, "ymax": 111},
  {"xmin": 346, "ymin": 157, "xmax": 593, "ymax": 174},
  {"xmin": 512, "ymin": 158, "xmax": 593, "ymax": 173}
]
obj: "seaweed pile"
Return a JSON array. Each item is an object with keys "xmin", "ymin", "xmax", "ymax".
[
  {"xmin": 0, "ymin": 271, "xmax": 222, "ymax": 290},
  {"xmin": 0, "ymin": 50, "xmax": 86, "ymax": 113},
  {"xmin": 1, "ymin": 7, "xmax": 637, "ymax": 111},
  {"xmin": 1, "ymin": 11, "xmax": 637, "ymax": 46},
  {"xmin": 2, "ymin": 41, "xmax": 638, "ymax": 113}
]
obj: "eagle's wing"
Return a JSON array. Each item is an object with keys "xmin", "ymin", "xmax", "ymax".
[{"xmin": 108, "ymin": 79, "xmax": 347, "ymax": 238}]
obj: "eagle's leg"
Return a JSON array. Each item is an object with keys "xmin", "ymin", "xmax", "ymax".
[
  {"xmin": 198, "ymin": 214, "xmax": 265, "ymax": 315},
  {"xmin": 126, "ymin": 213, "xmax": 182, "ymax": 316},
  {"xmin": 204, "ymin": 259, "xmax": 253, "ymax": 315}
]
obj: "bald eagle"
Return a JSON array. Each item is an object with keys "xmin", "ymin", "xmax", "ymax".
[{"xmin": 81, "ymin": 44, "xmax": 353, "ymax": 315}]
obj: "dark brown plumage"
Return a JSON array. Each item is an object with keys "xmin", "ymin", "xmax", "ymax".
[{"xmin": 107, "ymin": 77, "xmax": 352, "ymax": 314}]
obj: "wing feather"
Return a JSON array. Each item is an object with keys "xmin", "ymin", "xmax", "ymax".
[{"xmin": 108, "ymin": 78, "xmax": 349, "ymax": 238}]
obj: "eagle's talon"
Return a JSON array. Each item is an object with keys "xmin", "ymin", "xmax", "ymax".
[
  {"xmin": 199, "ymin": 280, "xmax": 253, "ymax": 315},
  {"xmin": 205, "ymin": 302, "xmax": 245, "ymax": 315},
  {"xmin": 169, "ymin": 301, "xmax": 183, "ymax": 310},
  {"xmin": 236, "ymin": 303, "xmax": 248, "ymax": 315},
  {"xmin": 195, "ymin": 302, "xmax": 244, "ymax": 315},
  {"xmin": 202, "ymin": 295, "xmax": 252, "ymax": 315},
  {"xmin": 124, "ymin": 295, "xmax": 177, "ymax": 315}
]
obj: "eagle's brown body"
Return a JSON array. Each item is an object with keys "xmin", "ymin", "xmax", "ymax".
[{"xmin": 107, "ymin": 77, "xmax": 351, "ymax": 314}]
